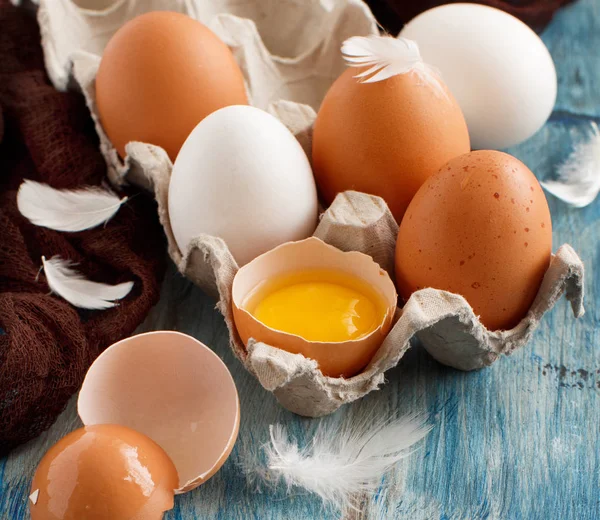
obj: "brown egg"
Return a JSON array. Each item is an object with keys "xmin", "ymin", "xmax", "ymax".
[
  {"xmin": 96, "ymin": 11, "xmax": 248, "ymax": 161},
  {"xmin": 30, "ymin": 424, "xmax": 178, "ymax": 520},
  {"xmin": 312, "ymin": 67, "xmax": 470, "ymax": 222},
  {"xmin": 395, "ymin": 150, "xmax": 552, "ymax": 331}
]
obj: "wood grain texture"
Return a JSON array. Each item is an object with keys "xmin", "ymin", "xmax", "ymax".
[{"xmin": 1, "ymin": 0, "xmax": 599, "ymax": 518}]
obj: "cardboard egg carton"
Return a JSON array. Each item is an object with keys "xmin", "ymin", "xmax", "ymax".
[
  {"xmin": 37, "ymin": 0, "xmax": 378, "ymax": 187},
  {"xmin": 141, "ymin": 170, "xmax": 585, "ymax": 417},
  {"xmin": 36, "ymin": 0, "xmax": 584, "ymax": 417}
]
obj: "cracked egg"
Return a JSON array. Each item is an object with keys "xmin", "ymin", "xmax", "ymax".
[{"xmin": 232, "ymin": 237, "xmax": 397, "ymax": 378}]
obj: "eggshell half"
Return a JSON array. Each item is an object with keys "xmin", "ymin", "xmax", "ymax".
[
  {"xmin": 232, "ymin": 237, "xmax": 397, "ymax": 378},
  {"xmin": 30, "ymin": 424, "xmax": 178, "ymax": 520},
  {"xmin": 78, "ymin": 331, "xmax": 239, "ymax": 493}
]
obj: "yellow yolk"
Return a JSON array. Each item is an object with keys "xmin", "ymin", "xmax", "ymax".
[{"xmin": 247, "ymin": 270, "xmax": 385, "ymax": 343}]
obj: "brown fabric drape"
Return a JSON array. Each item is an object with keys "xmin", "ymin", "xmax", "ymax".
[
  {"xmin": 365, "ymin": 0, "xmax": 577, "ymax": 35},
  {"xmin": 0, "ymin": 1, "xmax": 166, "ymax": 455}
]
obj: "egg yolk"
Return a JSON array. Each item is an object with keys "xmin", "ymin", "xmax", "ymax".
[{"xmin": 248, "ymin": 271, "xmax": 384, "ymax": 342}]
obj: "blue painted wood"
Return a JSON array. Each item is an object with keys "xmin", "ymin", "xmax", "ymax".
[{"xmin": 1, "ymin": 1, "xmax": 599, "ymax": 518}]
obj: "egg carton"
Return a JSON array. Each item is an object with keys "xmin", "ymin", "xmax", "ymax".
[
  {"xmin": 34, "ymin": 0, "xmax": 585, "ymax": 417},
  {"xmin": 136, "ymin": 164, "xmax": 585, "ymax": 416},
  {"xmin": 37, "ymin": 0, "xmax": 378, "ymax": 187}
]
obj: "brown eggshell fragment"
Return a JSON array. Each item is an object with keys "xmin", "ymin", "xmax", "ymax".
[
  {"xmin": 30, "ymin": 424, "xmax": 178, "ymax": 520},
  {"xmin": 78, "ymin": 331, "xmax": 240, "ymax": 493},
  {"xmin": 312, "ymin": 67, "xmax": 470, "ymax": 222},
  {"xmin": 96, "ymin": 11, "xmax": 248, "ymax": 161},
  {"xmin": 232, "ymin": 237, "xmax": 397, "ymax": 378},
  {"xmin": 395, "ymin": 150, "xmax": 552, "ymax": 331}
]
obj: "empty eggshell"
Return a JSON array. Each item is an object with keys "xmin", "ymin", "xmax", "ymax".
[
  {"xmin": 30, "ymin": 424, "xmax": 178, "ymax": 520},
  {"xmin": 232, "ymin": 237, "xmax": 397, "ymax": 378},
  {"xmin": 78, "ymin": 331, "xmax": 239, "ymax": 493}
]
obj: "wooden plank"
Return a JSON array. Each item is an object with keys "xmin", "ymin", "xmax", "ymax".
[{"xmin": 1, "ymin": 0, "xmax": 599, "ymax": 518}]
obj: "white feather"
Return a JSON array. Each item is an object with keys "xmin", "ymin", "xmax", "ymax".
[
  {"xmin": 17, "ymin": 180, "xmax": 127, "ymax": 232},
  {"xmin": 243, "ymin": 413, "xmax": 431, "ymax": 510},
  {"xmin": 342, "ymin": 36, "xmax": 446, "ymax": 96},
  {"xmin": 542, "ymin": 122, "xmax": 600, "ymax": 207},
  {"xmin": 41, "ymin": 256, "xmax": 133, "ymax": 310}
]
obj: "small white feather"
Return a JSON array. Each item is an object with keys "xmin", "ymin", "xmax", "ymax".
[
  {"xmin": 342, "ymin": 36, "xmax": 446, "ymax": 96},
  {"xmin": 41, "ymin": 256, "xmax": 133, "ymax": 310},
  {"xmin": 542, "ymin": 122, "xmax": 600, "ymax": 207},
  {"xmin": 17, "ymin": 180, "xmax": 127, "ymax": 232},
  {"xmin": 243, "ymin": 413, "xmax": 431, "ymax": 510}
]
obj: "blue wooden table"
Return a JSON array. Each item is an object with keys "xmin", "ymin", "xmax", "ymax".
[{"xmin": 1, "ymin": 1, "xmax": 599, "ymax": 518}]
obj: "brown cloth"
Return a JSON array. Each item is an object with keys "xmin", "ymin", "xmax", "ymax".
[
  {"xmin": 0, "ymin": 1, "xmax": 166, "ymax": 455},
  {"xmin": 365, "ymin": 0, "xmax": 577, "ymax": 35}
]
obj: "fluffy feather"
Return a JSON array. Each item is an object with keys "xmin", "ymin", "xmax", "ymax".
[
  {"xmin": 542, "ymin": 122, "xmax": 600, "ymax": 207},
  {"xmin": 342, "ymin": 36, "xmax": 446, "ymax": 96},
  {"xmin": 243, "ymin": 413, "xmax": 431, "ymax": 510},
  {"xmin": 17, "ymin": 180, "xmax": 127, "ymax": 232},
  {"xmin": 41, "ymin": 256, "xmax": 133, "ymax": 310}
]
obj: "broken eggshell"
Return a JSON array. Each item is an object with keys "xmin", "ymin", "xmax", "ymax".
[
  {"xmin": 232, "ymin": 237, "xmax": 397, "ymax": 378},
  {"xmin": 78, "ymin": 331, "xmax": 240, "ymax": 493},
  {"xmin": 30, "ymin": 424, "xmax": 179, "ymax": 520}
]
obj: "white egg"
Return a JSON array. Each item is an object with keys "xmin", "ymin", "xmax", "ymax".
[
  {"xmin": 169, "ymin": 105, "xmax": 318, "ymax": 266},
  {"xmin": 400, "ymin": 4, "xmax": 557, "ymax": 150}
]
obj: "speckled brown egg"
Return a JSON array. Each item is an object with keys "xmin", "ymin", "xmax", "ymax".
[
  {"xmin": 30, "ymin": 424, "xmax": 178, "ymax": 520},
  {"xmin": 96, "ymin": 11, "xmax": 248, "ymax": 161},
  {"xmin": 395, "ymin": 150, "xmax": 552, "ymax": 331},
  {"xmin": 312, "ymin": 67, "xmax": 470, "ymax": 222}
]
